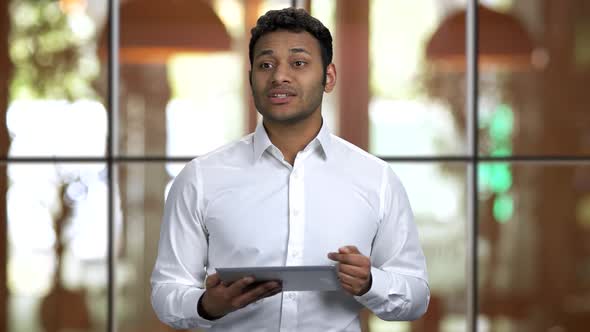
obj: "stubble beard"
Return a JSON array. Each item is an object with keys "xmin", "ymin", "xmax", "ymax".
[{"xmin": 253, "ymin": 83, "xmax": 325, "ymax": 126}]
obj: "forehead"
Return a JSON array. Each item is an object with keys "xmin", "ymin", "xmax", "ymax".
[{"xmin": 254, "ymin": 30, "xmax": 320, "ymax": 55}]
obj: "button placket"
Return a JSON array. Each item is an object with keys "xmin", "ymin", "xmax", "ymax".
[
  {"xmin": 286, "ymin": 167, "xmax": 304, "ymax": 266},
  {"xmin": 280, "ymin": 163, "xmax": 305, "ymax": 331}
]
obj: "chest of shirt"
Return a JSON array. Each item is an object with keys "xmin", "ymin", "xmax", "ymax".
[{"xmin": 200, "ymin": 164, "xmax": 381, "ymax": 267}]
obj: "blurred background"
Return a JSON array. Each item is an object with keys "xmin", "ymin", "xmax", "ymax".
[{"xmin": 0, "ymin": 0, "xmax": 589, "ymax": 331}]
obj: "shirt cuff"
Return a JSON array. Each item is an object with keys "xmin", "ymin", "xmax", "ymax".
[
  {"xmin": 181, "ymin": 288, "xmax": 216, "ymax": 329},
  {"xmin": 353, "ymin": 266, "xmax": 390, "ymax": 308}
]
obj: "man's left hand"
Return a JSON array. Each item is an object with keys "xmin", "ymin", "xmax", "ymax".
[{"xmin": 327, "ymin": 246, "xmax": 372, "ymax": 296}]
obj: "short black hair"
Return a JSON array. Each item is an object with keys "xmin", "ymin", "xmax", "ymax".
[{"xmin": 249, "ymin": 8, "xmax": 333, "ymax": 84}]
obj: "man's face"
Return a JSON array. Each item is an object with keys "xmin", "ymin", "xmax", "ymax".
[{"xmin": 250, "ymin": 30, "xmax": 336, "ymax": 124}]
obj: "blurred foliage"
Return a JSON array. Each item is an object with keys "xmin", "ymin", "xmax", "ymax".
[{"xmin": 9, "ymin": 0, "xmax": 99, "ymax": 100}]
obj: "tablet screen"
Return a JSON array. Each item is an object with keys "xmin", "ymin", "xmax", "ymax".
[{"xmin": 216, "ymin": 265, "xmax": 341, "ymax": 292}]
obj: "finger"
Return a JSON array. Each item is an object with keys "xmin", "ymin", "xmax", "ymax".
[
  {"xmin": 225, "ymin": 276, "xmax": 256, "ymax": 298},
  {"xmin": 258, "ymin": 283, "xmax": 283, "ymax": 300},
  {"xmin": 338, "ymin": 277, "xmax": 356, "ymax": 295},
  {"xmin": 328, "ymin": 253, "xmax": 367, "ymax": 266},
  {"xmin": 339, "ymin": 246, "xmax": 360, "ymax": 254},
  {"xmin": 263, "ymin": 286, "xmax": 283, "ymax": 298},
  {"xmin": 340, "ymin": 282, "xmax": 356, "ymax": 295},
  {"xmin": 338, "ymin": 272, "xmax": 361, "ymax": 288},
  {"xmin": 248, "ymin": 281, "xmax": 281, "ymax": 297},
  {"xmin": 231, "ymin": 281, "xmax": 281, "ymax": 309},
  {"xmin": 241, "ymin": 283, "xmax": 283, "ymax": 307},
  {"xmin": 327, "ymin": 252, "xmax": 339, "ymax": 261},
  {"xmin": 338, "ymin": 272, "xmax": 367, "ymax": 295},
  {"xmin": 206, "ymin": 273, "xmax": 221, "ymax": 289},
  {"xmin": 338, "ymin": 264, "xmax": 370, "ymax": 279}
]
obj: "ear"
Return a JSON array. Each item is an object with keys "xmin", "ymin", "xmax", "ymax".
[
  {"xmin": 248, "ymin": 70, "xmax": 252, "ymax": 87},
  {"xmin": 324, "ymin": 63, "xmax": 337, "ymax": 93}
]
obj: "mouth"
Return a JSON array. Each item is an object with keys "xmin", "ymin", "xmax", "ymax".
[{"xmin": 267, "ymin": 89, "xmax": 296, "ymax": 105}]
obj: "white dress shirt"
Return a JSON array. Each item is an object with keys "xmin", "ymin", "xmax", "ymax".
[{"xmin": 151, "ymin": 122, "xmax": 429, "ymax": 331}]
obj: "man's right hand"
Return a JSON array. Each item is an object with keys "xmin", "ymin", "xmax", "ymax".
[{"xmin": 198, "ymin": 273, "xmax": 282, "ymax": 319}]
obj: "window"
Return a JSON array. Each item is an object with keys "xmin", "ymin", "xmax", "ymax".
[{"xmin": 2, "ymin": 1, "xmax": 589, "ymax": 331}]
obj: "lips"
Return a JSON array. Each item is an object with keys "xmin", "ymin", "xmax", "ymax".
[{"xmin": 267, "ymin": 88, "xmax": 296, "ymax": 105}]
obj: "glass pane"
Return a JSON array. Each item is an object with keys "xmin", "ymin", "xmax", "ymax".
[
  {"xmin": 478, "ymin": 163, "xmax": 590, "ymax": 331},
  {"xmin": 116, "ymin": 162, "xmax": 186, "ymax": 332},
  {"xmin": 6, "ymin": 163, "xmax": 108, "ymax": 332},
  {"xmin": 110, "ymin": 0, "xmax": 339, "ymax": 158},
  {"xmin": 310, "ymin": 0, "xmax": 339, "ymax": 135},
  {"xmin": 106, "ymin": 1, "xmax": 241, "ymax": 157},
  {"xmin": 369, "ymin": 1, "xmax": 466, "ymax": 156},
  {"xmin": 369, "ymin": 162, "xmax": 468, "ymax": 332},
  {"xmin": 7, "ymin": 0, "xmax": 107, "ymax": 158},
  {"xmin": 478, "ymin": 0, "xmax": 590, "ymax": 156}
]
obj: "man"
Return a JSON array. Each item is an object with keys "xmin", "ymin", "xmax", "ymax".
[{"xmin": 151, "ymin": 7, "xmax": 429, "ymax": 331}]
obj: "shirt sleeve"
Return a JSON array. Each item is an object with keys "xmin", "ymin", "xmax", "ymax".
[
  {"xmin": 354, "ymin": 164, "xmax": 430, "ymax": 321},
  {"xmin": 150, "ymin": 159, "xmax": 216, "ymax": 329}
]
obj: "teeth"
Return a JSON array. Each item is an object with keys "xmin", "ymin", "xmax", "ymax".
[{"xmin": 273, "ymin": 94, "xmax": 288, "ymax": 98}]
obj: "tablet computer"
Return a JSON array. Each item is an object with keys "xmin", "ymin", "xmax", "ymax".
[{"xmin": 216, "ymin": 265, "xmax": 341, "ymax": 292}]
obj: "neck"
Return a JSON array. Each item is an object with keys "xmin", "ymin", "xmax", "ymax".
[{"xmin": 263, "ymin": 112, "xmax": 322, "ymax": 165}]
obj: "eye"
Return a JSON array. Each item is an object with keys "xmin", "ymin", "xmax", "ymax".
[
  {"xmin": 293, "ymin": 60, "xmax": 306, "ymax": 67},
  {"xmin": 259, "ymin": 62, "xmax": 273, "ymax": 69}
]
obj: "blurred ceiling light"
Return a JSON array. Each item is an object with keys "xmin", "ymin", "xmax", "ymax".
[
  {"xmin": 426, "ymin": 4, "xmax": 542, "ymax": 71},
  {"xmin": 59, "ymin": 0, "xmax": 87, "ymax": 15},
  {"xmin": 99, "ymin": 0, "xmax": 231, "ymax": 64},
  {"xmin": 213, "ymin": 0, "xmax": 244, "ymax": 39}
]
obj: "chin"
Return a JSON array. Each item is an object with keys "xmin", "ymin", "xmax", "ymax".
[
  {"xmin": 264, "ymin": 114, "xmax": 301, "ymax": 124},
  {"xmin": 257, "ymin": 104, "xmax": 318, "ymax": 125}
]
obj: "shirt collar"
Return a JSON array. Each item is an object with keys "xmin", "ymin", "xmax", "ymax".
[
  {"xmin": 315, "ymin": 119, "xmax": 332, "ymax": 158},
  {"xmin": 252, "ymin": 119, "xmax": 332, "ymax": 161},
  {"xmin": 253, "ymin": 122, "xmax": 274, "ymax": 161}
]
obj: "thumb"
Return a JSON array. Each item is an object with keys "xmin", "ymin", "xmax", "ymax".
[
  {"xmin": 339, "ymin": 246, "xmax": 354, "ymax": 254},
  {"xmin": 205, "ymin": 273, "xmax": 221, "ymax": 289}
]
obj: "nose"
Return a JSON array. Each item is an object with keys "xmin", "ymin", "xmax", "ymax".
[{"xmin": 271, "ymin": 63, "xmax": 291, "ymax": 85}]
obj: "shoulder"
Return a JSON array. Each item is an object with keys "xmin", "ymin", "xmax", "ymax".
[
  {"xmin": 172, "ymin": 133, "xmax": 254, "ymax": 186},
  {"xmin": 329, "ymin": 135, "xmax": 408, "ymax": 193},
  {"xmin": 195, "ymin": 133, "xmax": 255, "ymax": 168},
  {"xmin": 330, "ymin": 134, "xmax": 389, "ymax": 171}
]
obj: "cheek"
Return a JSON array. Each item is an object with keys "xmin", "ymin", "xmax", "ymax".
[
  {"xmin": 250, "ymin": 81, "xmax": 263, "ymax": 97},
  {"xmin": 303, "ymin": 79, "xmax": 325, "ymax": 99},
  {"xmin": 251, "ymin": 76, "xmax": 267, "ymax": 92}
]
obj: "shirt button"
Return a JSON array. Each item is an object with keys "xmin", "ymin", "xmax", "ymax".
[
  {"xmin": 292, "ymin": 170, "xmax": 299, "ymax": 179},
  {"xmin": 287, "ymin": 293, "xmax": 296, "ymax": 300},
  {"xmin": 292, "ymin": 209, "xmax": 300, "ymax": 217}
]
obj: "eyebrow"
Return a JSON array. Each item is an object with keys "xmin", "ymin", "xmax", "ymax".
[
  {"xmin": 255, "ymin": 48, "xmax": 312, "ymax": 58},
  {"xmin": 290, "ymin": 48, "xmax": 311, "ymax": 55}
]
